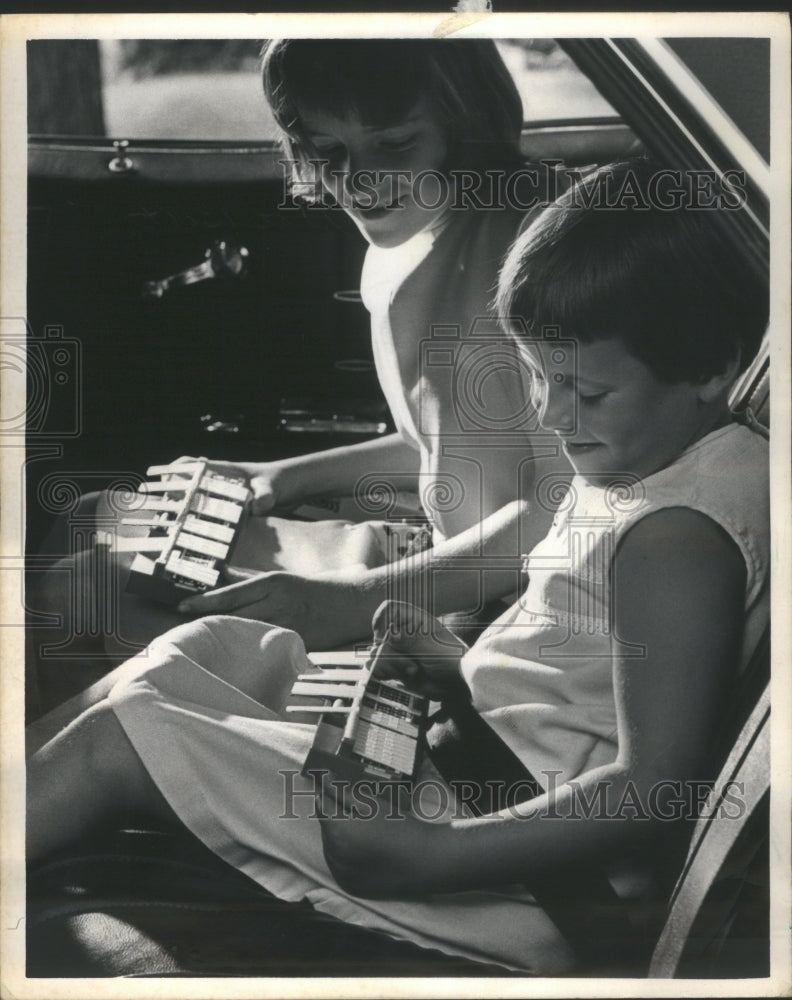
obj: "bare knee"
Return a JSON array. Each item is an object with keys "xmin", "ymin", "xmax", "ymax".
[
  {"xmin": 27, "ymin": 548, "xmax": 123, "ymax": 683},
  {"xmin": 38, "ymin": 490, "xmax": 106, "ymax": 559},
  {"xmin": 27, "ymin": 699, "xmax": 179, "ymax": 860},
  {"xmin": 65, "ymin": 700, "xmax": 137, "ymax": 807},
  {"xmin": 80, "ymin": 700, "xmax": 172, "ymax": 821}
]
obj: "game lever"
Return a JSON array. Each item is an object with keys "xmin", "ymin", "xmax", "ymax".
[
  {"xmin": 289, "ymin": 642, "xmax": 429, "ymax": 784},
  {"xmin": 110, "ymin": 459, "xmax": 250, "ymax": 605}
]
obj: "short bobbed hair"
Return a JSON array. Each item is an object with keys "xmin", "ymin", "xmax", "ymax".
[
  {"xmin": 261, "ymin": 38, "xmax": 524, "ymax": 194},
  {"xmin": 497, "ymin": 159, "xmax": 768, "ymax": 382}
]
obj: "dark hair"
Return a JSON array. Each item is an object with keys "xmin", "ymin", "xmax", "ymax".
[
  {"xmin": 497, "ymin": 159, "xmax": 768, "ymax": 381},
  {"xmin": 261, "ymin": 38, "xmax": 523, "ymax": 196}
]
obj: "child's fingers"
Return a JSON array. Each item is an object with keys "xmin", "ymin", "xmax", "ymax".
[
  {"xmin": 248, "ymin": 477, "xmax": 277, "ymax": 516},
  {"xmin": 177, "ymin": 574, "xmax": 269, "ymax": 614},
  {"xmin": 364, "ymin": 632, "xmax": 406, "ymax": 674},
  {"xmin": 220, "ymin": 565, "xmax": 258, "ymax": 584},
  {"xmin": 371, "ymin": 601, "xmax": 443, "ymax": 650},
  {"xmin": 370, "ymin": 600, "xmax": 414, "ymax": 642},
  {"xmin": 370, "ymin": 650, "xmax": 422, "ymax": 683}
]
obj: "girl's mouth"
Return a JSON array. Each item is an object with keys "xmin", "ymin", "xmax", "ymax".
[
  {"xmin": 357, "ymin": 206, "xmax": 391, "ymax": 219},
  {"xmin": 353, "ymin": 199, "xmax": 405, "ymax": 219},
  {"xmin": 562, "ymin": 441, "xmax": 602, "ymax": 455}
]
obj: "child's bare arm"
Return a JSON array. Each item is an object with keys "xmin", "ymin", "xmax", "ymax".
[
  {"xmin": 358, "ymin": 495, "xmax": 555, "ymax": 616},
  {"xmin": 318, "ymin": 507, "xmax": 748, "ymax": 897},
  {"xmin": 176, "ymin": 498, "xmax": 540, "ymax": 650},
  {"xmin": 176, "ymin": 433, "xmax": 419, "ymax": 515}
]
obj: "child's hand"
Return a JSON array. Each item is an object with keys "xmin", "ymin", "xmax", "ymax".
[
  {"xmin": 367, "ymin": 601, "xmax": 469, "ymax": 701},
  {"xmin": 316, "ymin": 777, "xmax": 445, "ymax": 899},
  {"xmin": 171, "ymin": 456, "xmax": 281, "ymax": 515},
  {"xmin": 176, "ymin": 569, "xmax": 372, "ymax": 650}
]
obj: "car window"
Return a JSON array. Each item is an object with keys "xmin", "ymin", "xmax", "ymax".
[
  {"xmin": 101, "ymin": 40, "xmax": 272, "ymax": 141},
  {"xmin": 498, "ymin": 39, "xmax": 616, "ymax": 124},
  {"xmin": 28, "ymin": 38, "xmax": 617, "ymax": 140}
]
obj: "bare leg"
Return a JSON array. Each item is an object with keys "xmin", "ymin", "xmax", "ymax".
[
  {"xmin": 26, "ymin": 658, "xmax": 148, "ymax": 757},
  {"xmin": 27, "ymin": 612, "xmax": 311, "ymax": 754},
  {"xmin": 27, "ymin": 698, "xmax": 180, "ymax": 862},
  {"xmin": 27, "ymin": 547, "xmax": 186, "ymax": 715},
  {"xmin": 36, "ymin": 490, "xmax": 104, "ymax": 561}
]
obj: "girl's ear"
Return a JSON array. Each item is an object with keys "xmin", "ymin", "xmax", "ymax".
[{"xmin": 696, "ymin": 352, "xmax": 742, "ymax": 404}]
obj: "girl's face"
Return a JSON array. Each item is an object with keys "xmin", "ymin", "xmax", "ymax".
[
  {"xmin": 296, "ymin": 101, "xmax": 449, "ymax": 248},
  {"xmin": 519, "ymin": 337, "xmax": 728, "ymax": 483}
]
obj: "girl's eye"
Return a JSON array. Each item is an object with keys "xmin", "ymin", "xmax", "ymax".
[
  {"xmin": 579, "ymin": 391, "xmax": 610, "ymax": 404},
  {"xmin": 310, "ymin": 140, "xmax": 345, "ymax": 159},
  {"xmin": 379, "ymin": 134, "xmax": 417, "ymax": 151}
]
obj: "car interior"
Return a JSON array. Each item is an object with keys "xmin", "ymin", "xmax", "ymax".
[{"xmin": 21, "ymin": 33, "xmax": 773, "ymax": 980}]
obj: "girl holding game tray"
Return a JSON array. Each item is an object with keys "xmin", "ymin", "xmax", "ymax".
[
  {"xmin": 28, "ymin": 161, "xmax": 769, "ymax": 973},
  {"xmin": 30, "ymin": 39, "xmax": 566, "ymax": 687}
]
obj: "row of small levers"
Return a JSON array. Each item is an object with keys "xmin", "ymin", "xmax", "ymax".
[
  {"xmin": 129, "ymin": 463, "xmax": 250, "ymax": 588},
  {"xmin": 288, "ymin": 671, "xmax": 423, "ymax": 775}
]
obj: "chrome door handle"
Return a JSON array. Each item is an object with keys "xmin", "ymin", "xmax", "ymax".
[{"xmin": 142, "ymin": 240, "xmax": 250, "ymax": 299}]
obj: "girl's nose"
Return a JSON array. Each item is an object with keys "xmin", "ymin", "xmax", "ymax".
[
  {"xmin": 340, "ymin": 151, "xmax": 373, "ymax": 199},
  {"xmin": 342, "ymin": 162, "xmax": 393, "ymax": 210},
  {"xmin": 538, "ymin": 381, "xmax": 576, "ymax": 434},
  {"xmin": 340, "ymin": 164, "xmax": 355, "ymax": 201}
]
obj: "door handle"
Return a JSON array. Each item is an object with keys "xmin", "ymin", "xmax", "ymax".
[{"xmin": 142, "ymin": 240, "xmax": 249, "ymax": 299}]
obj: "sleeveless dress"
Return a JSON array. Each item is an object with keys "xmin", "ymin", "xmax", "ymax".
[
  {"xmin": 461, "ymin": 422, "xmax": 769, "ymax": 786},
  {"xmin": 360, "ymin": 203, "xmax": 541, "ymax": 544},
  {"xmin": 107, "ymin": 421, "xmax": 769, "ymax": 973}
]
